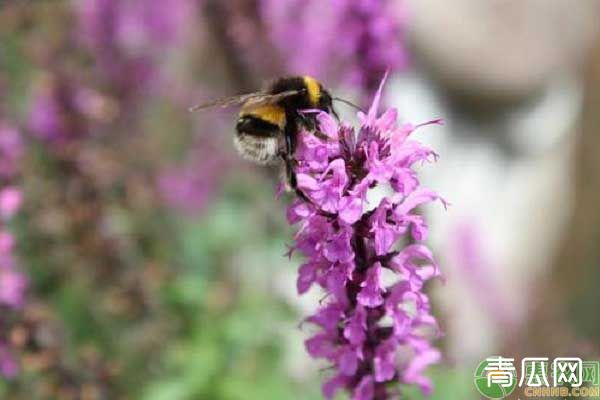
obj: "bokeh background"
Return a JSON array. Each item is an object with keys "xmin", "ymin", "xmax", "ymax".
[{"xmin": 1, "ymin": 0, "xmax": 600, "ymax": 399}]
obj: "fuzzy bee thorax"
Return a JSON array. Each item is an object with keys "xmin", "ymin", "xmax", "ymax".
[{"xmin": 239, "ymin": 102, "xmax": 286, "ymax": 129}]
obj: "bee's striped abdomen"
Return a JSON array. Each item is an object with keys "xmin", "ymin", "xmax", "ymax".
[
  {"xmin": 235, "ymin": 102, "xmax": 286, "ymax": 165},
  {"xmin": 235, "ymin": 115, "xmax": 282, "ymax": 165}
]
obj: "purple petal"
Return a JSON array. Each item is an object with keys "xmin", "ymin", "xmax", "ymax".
[
  {"xmin": 307, "ymin": 303, "xmax": 344, "ymax": 331},
  {"xmin": 394, "ymin": 188, "xmax": 443, "ymax": 217},
  {"xmin": 375, "ymin": 107, "xmax": 398, "ymax": 132},
  {"xmin": 296, "ymin": 173, "xmax": 320, "ymax": 191},
  {"xmin": 338, "ymin": 196, "xmax": 363, "ymax": 224},
  {"xmin": 390, "ymin": 168, "xmax": 419, "ymax": 195},
  {"xmin": 325, "ymin": 266, "xmax": 351, "ymax": 305},
  {"xmin": 297, "ymin": 261, "xmax": 319, "ymax": 294},
  {"xmin": 353, "ymin": 375, "xmax": 374, "ymax": 400},
  {"xmin": 317, "ymin": 112, "xmax": 339, "ymax": 139},
  {"xmin": 287, "ymin": 200, "xmax": 315, "ymax": 224},
  {"xmin": 338, "ymin": 347, "xmax": 358, "ymax": 376},
  {"xmin": 357, "ymin": 263, "xmax": 384, "ymax": 307},
  {"xmin": 391, "ymin": 309, "xmax": 411, "ymax": 337},
  {"xmin": 344, "ymin": 305, "xmax": 367, "ymax": 346},
  {"xmin": 402, "ymin": 348, "xmax": 441, "ymax": 395},
  {"xmin": 323, "ymin": 229, "xmax": 354, "ymax": 263},
  {"xmin": 391, "ymin": 244, "xmax": 439, "ymax": 276},
  {"xmin": 374, "ymin": 340, "xmax": 397, "ymax": 382},
  {"xmin": 323, "ymin": 373, "xmax": 348, "ymax": 400},
  {"xmin": 305, "ymin": 332, "xmax": 336, "ymax": 359},
  {"xmin": 365, "ymin": 70, "xmax": 389, "ymax": 124}
]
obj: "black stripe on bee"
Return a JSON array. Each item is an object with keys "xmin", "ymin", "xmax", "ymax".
[{"xmin": 236, "ymin": 115, "xmax": 281, "ymax": 137}]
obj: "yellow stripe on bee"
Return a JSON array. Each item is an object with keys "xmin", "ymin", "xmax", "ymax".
[
  {"xmin": 240, "ymin": 103, "xmax": 286, "ymax": 128},
  {"xmin": 303, "ymin": 76, "xmax": 321, "ymax": 106}
]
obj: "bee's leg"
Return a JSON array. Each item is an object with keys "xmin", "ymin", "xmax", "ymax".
[
  {"xmin": 282, "ymin": 125, "xmax": 310, "ymax": 202},
  {"xmin": 282, "ymin": 132, "xmax": 296, "ymax": 189},
  {"xmin": 312, "ymin": 130, "xmax": 331, "ymax": 141},
  {"xmin": 283, "ymin": 154, "xmax": 296, "ymax": 189},
  {"xmin": 302, "ymin": 114, "xmax": 316, "ymax": 131},
  {"xmin": 279, "ymin": 150, "xmax": 309, "ymax": 202},
  {"xmin": 297, "ymin": 112, "xmax": 336, "ymax": 142}
]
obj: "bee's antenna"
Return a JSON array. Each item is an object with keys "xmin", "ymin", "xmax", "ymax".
[{"xmin": 332, "ymin": 97, "xmax": 363, "ymax": 112}]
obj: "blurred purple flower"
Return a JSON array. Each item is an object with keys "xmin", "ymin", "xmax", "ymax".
[
  {"xmin": 332, "ymin": 0, "xmax": 410, "ymax": 96},
  {"xmin": 28, "ymin": 77, "xmax": 118, "ymax": 145},
  {"xmin": 259, "ymin": 0, "xmax": 337, "ymax": 78},
  {"xmin": 0, "ymin": 232, "xmax": 14, "ymax": 256},
  {"xmin": 260, "ymin": 0, "xmax": 408, "ymax": 97},
  {"xmin": 0, "ymin": 122, "xmax": 27, "ymax": 378},
  {"xmin": 158, "ymin": 166, "xmax": 214, "ymax": 215},
  {"xmin": 0, "ymin": 344, "xmax": 18, "ymax": 378},
  {"xmin": 158, "ymin": 143, "xmax": 230, "ymax": 215},
  {"xmin": 78, "ymin": 0, "xmax": 189, "ymax": 51},
  {"xmin": 0, "ymin": 123, "xmax": 23, "ymax": 180},
  {"xmin": 0, "ymin": 232, "xmax": 24, "ymax": 310},
  {"xmin": 0, "ymin": 187, "xmax": 23, "ymax": 220},
  {"xmin": 287, "ymin": 75, "xmax": 444, "ymax": 399},
  {"xmin": 0, "ymin": 263, "xmax": 27, "ymax": 309},
  {"xmin": 451, "ymin": 220, "xmax": 518, "ymax": 331},
  {"xmin": 77, "ymin": 0, "xmax": 193, "ymax": 93},
  {"xmin": 28, "ymin": 78, "xmax": 87, "ymax": 144}
]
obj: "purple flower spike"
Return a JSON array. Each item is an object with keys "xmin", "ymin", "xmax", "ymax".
[
  {"xmin": 260, "ymin": 0, "xmax": 408, "ymax": 99},
  {"xmin": 77, "ymin": 0, "xmax": 192, "ymax": 95},
  {"xmin": 0, "ymin": 121, "xmax": 27, "ymax": 377},
  {"xmin": 286, "ymin": 76, "xmax": 445, "ymax": 399}
]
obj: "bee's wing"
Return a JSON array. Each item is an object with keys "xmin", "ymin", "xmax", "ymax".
[{"xmin": 188, "ymin": 90, "xmax": 302, "ymax": 112}]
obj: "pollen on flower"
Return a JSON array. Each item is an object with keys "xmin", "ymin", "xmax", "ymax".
[{"xmin": 284, "ymin": 75, "xmax": 445, "ymax": 399}]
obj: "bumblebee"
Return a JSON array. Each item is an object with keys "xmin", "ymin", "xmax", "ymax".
[{"xmin": 190, "ymin": 76, "xmax": 359, "ymax": 192}]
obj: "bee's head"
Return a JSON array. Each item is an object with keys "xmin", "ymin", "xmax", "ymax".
[
  {"xmin": 302, "ymin": 76, "xmax": 360, "ymax": 121},
  {"xmin": 302, "ymin": 76, "xmax": 338, "ymax": 120},
  {"xmin": 318, "ymin": 88, "xmax": 339, "ymax": 120}
]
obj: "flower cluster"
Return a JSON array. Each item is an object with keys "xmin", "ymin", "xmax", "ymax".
[
  {"xmin": 77, "ymin": 0, "xmax": 193, "ymax": 95},
  {"xmin": 158, "ymin": 140, "xmax": 231, "ymax": 215},
  {"xmin": 28, "ymin": 75, "xmax": 117, "ymax": 146},
  {"xmin": 0, "ymin": 121, "xmax": 26, "ymax": 378},
  {"xmin": 74, "ymin": 0, "xmax": 224, "ymax": 217},
  {"xmin": 287, "ymin": 77, "xmax": 444, "ymax": 399},
  {"xmin": 336, "ymin": 0, "xmax": 409, "ymax": 96},
  {"xmin": 260, "ymin": 0, "xmax": 408, "ymax": 98},
  {"xmin": 20, "ymin": 1, "xmax": 193, "ymax": 389},
  {"xmin": 78, "ymin": 0, "xmax": 189, "ymax": 51}
]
